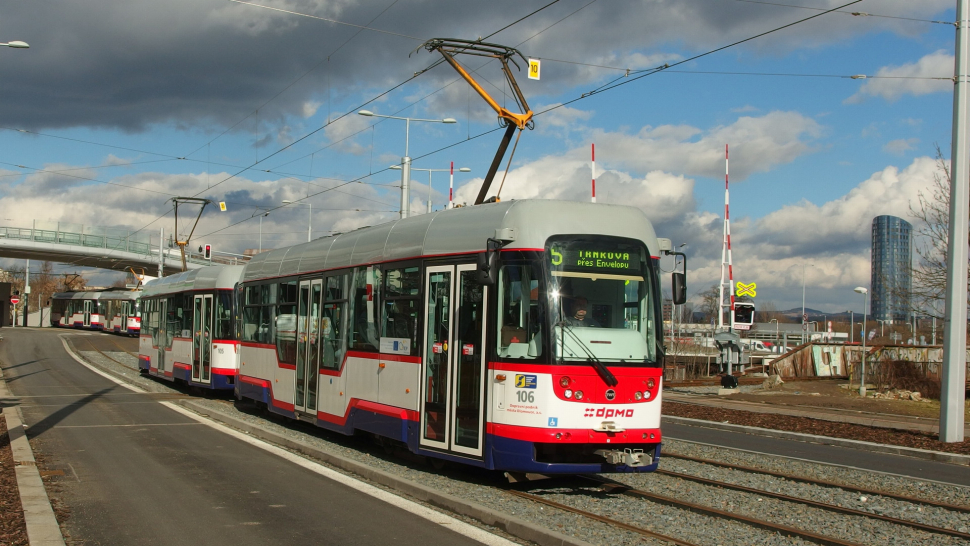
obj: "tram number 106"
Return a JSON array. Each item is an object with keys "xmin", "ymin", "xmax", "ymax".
[{"xmin": 516, "ymin": 390, "xmax": 535, "ymax": 403}]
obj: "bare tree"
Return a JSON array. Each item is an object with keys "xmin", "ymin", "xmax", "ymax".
[
  {"xmin": 698, "ymin": 283, "xmax": 719, "ymax": 324},
  {"xmin": 908, "ymin": 145, "xmax": 970, "ymax": 318},
  {"xmin": 754, "ymin": 300, "xmax": 780, "ymax": 322},
  {"xmin": 58, "ymin": 273, "xmax": 87, "ymax": 293}
]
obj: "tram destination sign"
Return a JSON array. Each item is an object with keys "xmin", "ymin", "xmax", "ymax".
[{"xmin": 550, "ymin": 244, "xmax": 640, "ymax": 274}]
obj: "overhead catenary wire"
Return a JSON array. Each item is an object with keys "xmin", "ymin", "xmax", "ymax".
[{"xmin": 727, "ymin": 0, "xmax": 953, "ymax": 25}]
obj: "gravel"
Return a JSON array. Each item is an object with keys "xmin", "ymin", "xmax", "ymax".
[{"xmin": 72, "ymin": 343, "xmax": 970, "ymax": 546}]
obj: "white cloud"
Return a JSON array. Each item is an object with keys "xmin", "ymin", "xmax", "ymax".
[
  {"xmin": 845, "ymin": 50, "xmax": 953, "ymax": 104},
  {"xmin": 883, "ymin": 138, "xmax": 919, "ymax": 156},
  {"xmin": 591, "ymin": 111, "xmax": 822, "ymax": 180}
]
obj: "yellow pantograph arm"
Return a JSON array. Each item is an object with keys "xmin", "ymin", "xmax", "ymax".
[{"xmin": 438, "ymin": 50, "xmax": 533, "ymax": 130}]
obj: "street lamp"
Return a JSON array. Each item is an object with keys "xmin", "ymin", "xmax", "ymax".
[
  {"xmin": 0, "ymin": 41, "xmax": 28, "ymax": 49},
  {"xmin": 854, "ymin": 286, "xmax": 869, "ymax": 397},
  {"xmin": 358, "ymin": 110, "xmax": 457, "ymax": 218},
  {"xmin": 769, "ymin": 318, "xmax": 779, "ymax": 352},
  {"xmin": 801, "ymin": 263, "xmax": 814, "ymax": 344},
  {"xmin": 282, "ymin": 200, "xmax": 311, "ymax": 242},
  {"xmin": 391, "ymin": 163, "xmax": 470, "ymax": 213},
  {"xmin": 255, "ymin": 210, "xmax": 270, "ymax": 253}
]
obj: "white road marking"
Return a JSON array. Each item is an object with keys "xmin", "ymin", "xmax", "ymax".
[
  {"xmin": 162, "ymin": 401, "xmax": 519, "ymax": 546},
  {"xmin": 59, "ymin": 336, "xmax": 145, "ymax": 394},
  {"xmin": 61, "ymin": 333, "xmax": 518, "ymax": 545}
]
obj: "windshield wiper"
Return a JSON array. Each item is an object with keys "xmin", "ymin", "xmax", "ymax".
[{"xmin": 557, "ymin": 321, "xmax": 618, "ymax": 387}]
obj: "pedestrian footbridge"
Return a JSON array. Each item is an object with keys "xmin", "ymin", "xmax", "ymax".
[{"xmin": 0, "ymin": 222, "xmax": 241, "ymax": 275}]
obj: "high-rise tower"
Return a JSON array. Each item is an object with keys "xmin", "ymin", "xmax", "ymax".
[{"xmin": 871, "ymin": 215, "xmax": 912, "ymax": 323}]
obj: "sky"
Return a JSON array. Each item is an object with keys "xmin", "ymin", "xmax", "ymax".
[{"xmin": 0, "ymin": 0, "xmax": 958, "ymax": 315}]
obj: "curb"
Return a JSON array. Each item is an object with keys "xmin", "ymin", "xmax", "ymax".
[
  {"xmin": 663, "ymin": 415, "xmax": 970, "ymax": 466},
  {"xmin": 59, "ymin": 339, "xmax": 591, "ymax": 546},
  {"xmin": 178, "ymin": 398, "xmax": 590, "ymax": 546},
  {"xmin": 0, "ymin": 366, "xmax": 67, "ymax": 545}
]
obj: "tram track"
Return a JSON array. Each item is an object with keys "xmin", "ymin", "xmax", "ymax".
[
  {"xmin": 503, "ymin": 462, "xmax": 970, "ymax": 546},
  {"xmin": 661, "ymin": 450, "xmax": 970, "ymax": 513}
]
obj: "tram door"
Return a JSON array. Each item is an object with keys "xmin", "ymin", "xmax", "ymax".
[
  {"xmin": 120, "ymin": 301, "xmax": 130, "ymax": 332},
  {"xmin": 420, "ymin": 264, "xmax": 487, "ymax": 457},
  {"xmin": 82, "ymin": 300, "xmax": 93, "ymax": 327},
  {"xmin": 295, "ymin": 279, "xmax": 323, "ymax": 414},
  {"xmin": 192, "ymin": 294, "xmax": 213, "ymax": 384}
]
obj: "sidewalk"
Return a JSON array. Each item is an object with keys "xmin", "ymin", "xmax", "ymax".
[{"xmin": 664, "ymin": 390, "xmax": 970, "ymax": 437}]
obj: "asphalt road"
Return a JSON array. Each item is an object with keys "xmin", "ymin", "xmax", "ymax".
[{"xmin": 0, "ymin": 328, "xmax": 496, "ymax": 546}]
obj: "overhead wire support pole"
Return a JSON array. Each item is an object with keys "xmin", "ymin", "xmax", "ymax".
[
  {"xmin": 421, "ymin": 39, "xmax": 534, "ymax": 205},
  {"xmin": 941, "ymin": 0, "xmax": 969, "ymax": 443}
]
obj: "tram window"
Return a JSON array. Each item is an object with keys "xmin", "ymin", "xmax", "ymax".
[
  {"xmin": 215, "ymin": 292, "xmax": 234, "ymax": 340},
  {"xmin": 350, "ymin": 267, "xmax": 379, "ymax": 352},
  {"xmin": 322, "ymin": 273, "xmax": 350, "ymax": 370},
  {"xmin": 277, "ymin": 280, "xmax": 298, "ymax": 364},
  {"xmin": 496, "ymin": 265, "xmax": 542, "ymax": 359},
  {"xmin": 385, "ymin": 266, "xmax": 420, "ymax": 297}
]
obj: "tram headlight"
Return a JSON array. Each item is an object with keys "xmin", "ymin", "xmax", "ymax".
[
  {"xmin": 564, "ymin": 389, "xmax": 573, "ymax": 399},
  {"xmin": 646, "ymin": 378, "xmax": 656, "ymax": 389},
  {"xmin": 574, "ymin": 390, "xmax": 584, "ymax": 400},
  {"xmin": 559, "ymin": 376, "xmax": 571, "ymax": 388},
  {"xmin": 634, "ymin": 391, "xmax": 643, "ymax": 401}
]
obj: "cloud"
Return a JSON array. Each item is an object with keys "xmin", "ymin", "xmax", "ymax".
[
  {"xmin": 0, "ymin": 0, "xmax": 952, "ymax": 131},
  {"xmin": 883, "ymin": 138, "xmax": 919, "ymax": 156},
  {"xmin": 591, "ymin": 111, "xmax": 822, "ymax": 179},
  {"xmin": 845, "ymin": 50, "xmax": 953, "ymax": 104}
]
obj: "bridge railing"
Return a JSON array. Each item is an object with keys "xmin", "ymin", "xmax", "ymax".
[{"xmin": 0, "ymin": 222, "xmax": 217, "ymax": 267}]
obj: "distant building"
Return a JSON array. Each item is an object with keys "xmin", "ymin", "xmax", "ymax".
[{"xmin": 871, "ymin": 215, "xmax": 912, "ymax": 323}]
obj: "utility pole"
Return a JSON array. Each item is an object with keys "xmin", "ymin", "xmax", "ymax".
[
  {"xmin": 158, "ymin": 227, "xmax": 164, "ymax": 278},
  {"xmin": 941, "ymin": 0, "xmax": 969, "ymax": 443},
  {"xmin": 23, "ymin": 259, "xmax": 29, "ymax": 327}
]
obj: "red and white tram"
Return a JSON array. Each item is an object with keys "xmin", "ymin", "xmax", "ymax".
[
  {"xmin": 236, "ymin": 200, "xmax": 676, "ymax": 474},
  {"xmin": 138, "ymin": 265, "xmax": 244, "ymax": 390},
  {"xmin": 51, "ymin": 289, "xmax": 141, "ymax": 334}
]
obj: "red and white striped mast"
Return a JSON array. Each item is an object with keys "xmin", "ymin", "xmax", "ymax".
[
  {"xmin": 718, "ymin": 144, "xmax": 735, "ymax": 330},
  {"xmin": 591, "ymin": 143, "xmax": 596, "ymax": 203}
]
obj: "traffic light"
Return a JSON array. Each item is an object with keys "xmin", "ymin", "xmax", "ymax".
[{"xmin": 203, "ymin": 244, "xmax": 212, "ymax": 260}]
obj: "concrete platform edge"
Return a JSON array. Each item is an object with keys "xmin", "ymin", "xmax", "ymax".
[
  {"xmin": 178, "ymin": 399, "xmax": 590, "ymax": 546},
  {"xmin": 0, "ymin": 365, "xmax": 67, "ymax": 546},
  {"xmin": 663, "ymin": 415, "xmax": 970, "ymax": 466}
]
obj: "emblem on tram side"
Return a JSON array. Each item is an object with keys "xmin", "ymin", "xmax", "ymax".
[{"xmin": 605, "ymin": 389, "xmax": 616, "ymax": 401}]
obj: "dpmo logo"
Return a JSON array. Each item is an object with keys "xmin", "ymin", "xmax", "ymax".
[{"xmin": 583, "ymin": 407, "xmax": 634, "ymax": 418}]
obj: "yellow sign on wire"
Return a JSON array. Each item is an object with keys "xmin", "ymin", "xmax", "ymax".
[
  {"xmin": 528, "ymin": 59, "xmax": 540, "ymax": 80},
  {"xmin": 736, "ymin": 282, "xmax": 757, "ymax": 298},
  {"xmin": 219, "ymin": 201, "xmax": 227, "ymax": 212}
]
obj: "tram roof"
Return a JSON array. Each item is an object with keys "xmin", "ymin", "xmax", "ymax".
[
  {"xmin": 243, "ymin": 199, "xmax": 660, "ymax": 283},
  {"xmin": 141, "ymin": 264, "xmax": 245, "ymax": 298},
  {"xmin": 51, "ymin": 290, "xmax": 141, "ymax": 301}
]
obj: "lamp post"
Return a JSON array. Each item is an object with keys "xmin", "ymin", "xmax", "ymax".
[
  {"xmin": 358, "ymin": 110, "xmax": 457, "ymax": 219},
  {"xmin": 800, "ymin": 263, "xmax": 814, "ymax": 345},
  {"xmin": 256, "ymin": 211, "xmax": 270, "ymax": 253},
  {"xmin": 854, "ymin": 286, "xmax": 869, "ymax": 397},
  {"xmin": 769, "ymin": 318, "xmax": 779, "ymax": 351},
  {"xmin": 0, "ymin": 41, "xmax": 29, "ymax": 49},
  {"xmin": 281, "ymin": 200, "xmax": 311, "ymax": 242},
  {"xmin": 391, "ymin": 163, "xmax": 470, "ymax": 213}
]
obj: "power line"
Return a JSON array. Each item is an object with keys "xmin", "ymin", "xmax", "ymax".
[
  {"xmin": 228, "ymin": 0, "xmax": 423, "ymax": 41},
  {"xmin": 727, "ymin": 0, "xmax": 953, "ymax": 25}
]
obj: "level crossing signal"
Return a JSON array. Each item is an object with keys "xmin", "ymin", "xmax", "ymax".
[{"xmin": 733, "ymin": 302, "xmax": 755, "ymax": 331}]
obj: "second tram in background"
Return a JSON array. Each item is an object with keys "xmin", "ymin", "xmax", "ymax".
[
  {"xmin": 234, "ymin": 199, "xmax": 682, "ymax": 475},
  {"xmin": 50, "ymin": 289, "xmax": 142, "ymax": 335},
  {"xmin": 138, "ymin": 265, "xmax": 244, "ymax": 391}
]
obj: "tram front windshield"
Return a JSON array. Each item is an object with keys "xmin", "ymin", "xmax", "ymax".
[{"xmin": 547, "ymin": 238, "xmax": 659, "ymax": 366}]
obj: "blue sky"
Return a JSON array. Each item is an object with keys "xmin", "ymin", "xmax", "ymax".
[{"xmin": 0, "ymin": 0, "xmax": 957, "ymax": 314}]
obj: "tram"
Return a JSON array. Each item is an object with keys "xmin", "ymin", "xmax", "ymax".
[
  {"xmin": 51, "ymin": 289, "xmax": 141, "ymax": 334},
  {"xmin": 138, "ymin": 265, "xmax": 244, "ymax": 390},
  {"xmin": 235, "ymin": 199, "xmax": 676, "ymax": 474}
]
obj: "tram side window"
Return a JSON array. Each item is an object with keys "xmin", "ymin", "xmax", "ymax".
[
  {"xmin": 277, "ymin": 280, "xmax": 298, "ymax": 364},
  {"xmin": 215, "ymin": 292, "xmax": 234, "ymax": 340},
  {"xmin": 242, "ymin": 283, "xmax": 274, "ymax": 344},
  {"xmin": 381, "ymin": 266, "xmax": 419, "ymax": 356},
  {"xmin": 350, "ymin": 267, "xmax": 379, "ymax": 352},
  {"xmin": 496, "ymin": 265, "xmax": 542, "ymax": 359},
  {"xmin": 321, "ymin": 273, "xmax": 349, "ymax": 371}
]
